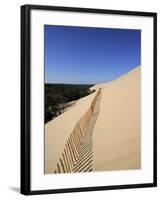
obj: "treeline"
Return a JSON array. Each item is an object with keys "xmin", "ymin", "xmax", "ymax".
[{"xmin": 45, "ymin": 84, "xmax": 95, "ymax": 123}]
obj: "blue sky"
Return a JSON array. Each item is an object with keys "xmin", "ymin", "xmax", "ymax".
[{"xmin": 44, "ymin": 25, "xmax": 141, "ymax": 84}]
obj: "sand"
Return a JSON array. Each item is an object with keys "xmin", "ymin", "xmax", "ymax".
[
  {"xmin": 45, "ymin": 66, "xmax": 141, "ymax": 174},
  {"xmin": 92, "ymin": 67, "xmax": 141, "ymax": 171},
  {"xmin": 45, "ymin": 89, "xmax": 99, "ymax": 173}
]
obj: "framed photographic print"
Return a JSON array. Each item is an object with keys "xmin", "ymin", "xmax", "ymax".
[{"xmin": 21, "ymin": 4, "xmax": 157, "ymax": 195}]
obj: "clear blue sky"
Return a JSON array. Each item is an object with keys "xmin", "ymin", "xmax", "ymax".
[{"xmin": 44, "ymin": 25, "xmax": 141, "ymax": 84}]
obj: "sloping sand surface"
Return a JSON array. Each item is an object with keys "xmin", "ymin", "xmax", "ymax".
[
  {"xmin": 45, "ymin": 66, "xmax": 141, "ymax": 173},
  {"xmin": 45, "ymin": 90, "xmax": 99, "ymax": 173},
  {"xmin": 92, "ymin": 67, "xmax": 141, "ymax": 171}
]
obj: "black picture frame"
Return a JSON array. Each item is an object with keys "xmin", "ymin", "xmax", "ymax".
[{"xmin": 21, "ymin": 4, "xmax": 157, "ymax": 195}]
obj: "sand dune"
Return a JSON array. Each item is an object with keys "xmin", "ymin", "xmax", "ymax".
[{"xmin": 45, "ymin": 66, "xmax": 141, "ymax": 174}]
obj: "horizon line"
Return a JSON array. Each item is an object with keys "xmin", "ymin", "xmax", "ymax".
[{"xmin": 45, "ymin": 65, "xmax": 140, "ymax": 85}]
